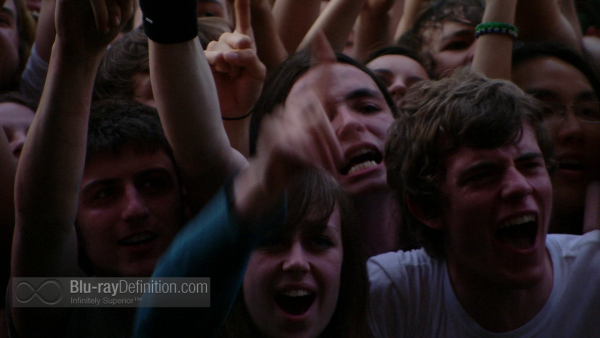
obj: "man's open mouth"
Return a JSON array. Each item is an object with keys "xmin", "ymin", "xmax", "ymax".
[
  {"xmin": 495, "ymin": 215, "xmax": 537, "ymax": 250},
  {"xmin": 340, "ymin": 148, "xmax": 382, "ymax": 175}
]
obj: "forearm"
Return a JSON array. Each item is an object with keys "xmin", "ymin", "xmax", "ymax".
[
  {"xmin": 0, "ymin": 131, "xmax": 15, "ymax": 284},
  {"xmin": 471, "ymin": 0, "xmax": 517, "ymax": 80},
  {"xmin": 11, "ymin": 38, "xmax": 102, "ymax": 338},
  {"xmin": 272, "ymin": 0, "xmax": 322, "ymax": 53},
  {"xmin": 355, "ymin": 6, "xmax": 392, "ymax": 62},
  {"xmin": 149, "ymin": 40, "xmax": 242, "ymax": 210},
  {"xmin": 134, "ymin": 179, "xmax": 285, "ymax": 337},
  {"xmin": 34, "ymin": 0, "xmax": 57, "ymax": 62},
  {"xmin": 250, "ymin": 0, "xmax": 287, "ymax": 71},
  {"xmin": 395, "ymin": 0, "xmax": 428, "ymax": 39},
  {"xmin": 299, "ymin": 0, "xmax": 366, "ymax": 53},
  {"xmin": 515, "ymin": 0, "xmax": 581, "ymax": 51},
  {"xmin": 15, "ymin": 41, "xmax": 102, "ymax": 240}
]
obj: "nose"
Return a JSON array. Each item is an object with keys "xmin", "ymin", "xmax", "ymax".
[
  {"xmin": 122, "ymin": 185, "xmax": 150, "ymax": 222},
  {"xmin": 282, "ymin": 240, "xmax": 310, "ymax": 274},
  {"xmin": 553, "ymin": 110, "xmax": 585, "ymax": 146},
  {"xmin": 501, "ymin": 167, "xmax": 533, "ymax": 200},
  {"xmin": 333, "ymin": 107, "xmax": 366, "ymax": 141},
  {"xmin": 388, "ymin": 80, "xmax": 407, "ymax": 103}
]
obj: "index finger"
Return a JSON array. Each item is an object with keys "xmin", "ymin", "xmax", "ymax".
[
  {"xmin": 234, "ymin": 0, "xmax": 252, "ymax": 37},
  {"xmin": 310, "ymin": 30, "xmax": 337, "ymax": 64}
]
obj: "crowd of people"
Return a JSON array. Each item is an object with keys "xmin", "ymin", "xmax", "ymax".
[{"xmin": 1, "ymin": 0, "xmax": 600, "ymax": 336}]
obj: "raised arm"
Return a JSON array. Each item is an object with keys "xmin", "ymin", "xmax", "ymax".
[
  {"xmin": 471, "ymin": 0, "xmax": 517, "ymax": 80},
  {"xmin": 515, "ymin": 0, "xmax": 581, "ymax": 51},
  {"xmin": 272, "ymin": 0, "xmax": 322, "ymax": 54},
  {"xmin": 249, "ymin": 0, "xmax": 287, "ymax": 71},
  {"xmin": 206, "ymin": 0, "xmax": 266, "ymax": 158},
  {"xmin": 0, "ymin": 130, "xmax": 15, "ymax": 290},
  {"xmin": 354, "ymin": 0, "xmax": 396, "ymax": 61},
  {"xmin": 394, "ymin": 0, "xmax": 428, "ymax": 40},
  {"xmin": 141, "ymin": 0, "xmax": 249, "ymax": 213},
  {"xmin": 19, "ymin": 0, "xmax": 55, "ymax": 107},
  {"xmin": 134, "ymin": 79, "xmax": 342, "ymax": 338},
  {"xmin": 298, "ymin": 0, "xmax": 366, "ymax": 53},
  {"xmin": 11, "ymin": 0, "xmax": 132, "ymax": 336}
]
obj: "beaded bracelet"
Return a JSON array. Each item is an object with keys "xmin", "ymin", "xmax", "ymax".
[{"xmin": 475, "ymin": 22, "xmax": 519, "ymax": 39}]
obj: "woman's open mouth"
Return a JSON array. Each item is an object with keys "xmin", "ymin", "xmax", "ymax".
[{"xmin": 275, "ymin": 290, "xmax": 316, "ymax": 316}]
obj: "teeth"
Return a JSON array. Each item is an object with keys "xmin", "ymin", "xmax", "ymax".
[
  {"xmin": 280, "ymin": 290, "xmax": 311, "ymax": 297},
  {"xmin": 348, "ymin": 148, "xmax": 372, "ymax": 159},
  {"xmin": 499, "ymin": 215, "xmax": 536, "ymax": 229},
  {"xmin": 347, "ymin": 160, "xmax": 378, "ymax": 175}
]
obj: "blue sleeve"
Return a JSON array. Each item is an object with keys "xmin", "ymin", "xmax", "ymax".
[{"xmin": 133, "ymin": 179, "xmax": 286, "ymax": 338}]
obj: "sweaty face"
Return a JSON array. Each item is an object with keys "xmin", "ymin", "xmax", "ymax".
[
  {"xmin": 77, "ymin": 146, "xmax": 184, "ymax": 277},
  {"xmin": 367, "ymin": 54, "xmax": 429, "ymax": 107},
  {"xmin": 512, "ymin": 57, "xmax": 600, "ymax": 218},
  {"xmin": 0, "ymin": 0, "xmax": 20, "ymax": 92},
  {"xmin": 436, "ymin": 124, "xmax": 552, "ymax": 290},
  {"xmin": 243, "ymin": 206, "xmax": 343, "ymax": 338},
  {"xmin": 286, "ymin": 63, "xmax": 394, "ymax": 197},
  {"xmin": 421, "ymin": 19, "xmax": 477, "ymax": 78},
  {"xmin": 0, "ymin": 101, "xmax": 34, "ymax": 161}
]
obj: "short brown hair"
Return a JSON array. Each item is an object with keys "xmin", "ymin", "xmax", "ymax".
[{"xmin": 385, "ymin": 69, "xmax": 555, "ymax": 258}]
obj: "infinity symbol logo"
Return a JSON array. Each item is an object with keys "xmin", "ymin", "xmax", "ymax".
[{"xmin": 15, "ymin": 280, "xmax": 63, "ymax": 305}]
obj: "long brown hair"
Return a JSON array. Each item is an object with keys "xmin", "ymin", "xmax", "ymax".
[{"xmin": 220, "ymin": 170, "xmax": 373, "ymax": 338}]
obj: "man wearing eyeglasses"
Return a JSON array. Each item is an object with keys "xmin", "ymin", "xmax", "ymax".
[{"xmin": 512, "ymin": 43, "xmax": 600, "ymax": 235}]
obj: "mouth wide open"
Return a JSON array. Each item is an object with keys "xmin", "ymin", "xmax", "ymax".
[
  {"xmin": 275, "ymin": 293, "xmax": 316, "ymax": 316},
  {"xmin": 495, "ymin": 221, "xmax": 537, "ymax": 250}
]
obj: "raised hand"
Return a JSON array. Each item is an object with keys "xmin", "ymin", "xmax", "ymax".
[
  {"xmin": 55, "ymin": 0, "xmax": 134, "ymax": 54},
  {"xmin": 234, "ymin": 91, "xmax": 343, "ymax": 218},
  {"xmin": 205, "ymin": 0, "xmax": 266, "ymax": 119}
]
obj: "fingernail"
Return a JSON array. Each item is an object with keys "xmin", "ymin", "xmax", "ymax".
[{"xmin": 224, "ymin": 52, "xmax": 239, "ymax": 62}]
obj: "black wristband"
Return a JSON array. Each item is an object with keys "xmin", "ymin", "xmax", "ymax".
[{"xmin": 140, "ymin": 0, "xmax": 199, "ymax": 44}]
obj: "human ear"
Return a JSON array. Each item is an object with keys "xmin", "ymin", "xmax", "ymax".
[{"xmin": 406, "ymin": 195, "xmax": 445, "ymax": 230}]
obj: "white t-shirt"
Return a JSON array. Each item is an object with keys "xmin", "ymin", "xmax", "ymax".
[{"xmin": 368, "ymin": 230, "xmax": 600, "ymax": 338}]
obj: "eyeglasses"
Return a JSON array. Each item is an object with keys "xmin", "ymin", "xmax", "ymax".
[{"xmin": 540, "ymin": 101, "xmax": 600, "ymax": 123}]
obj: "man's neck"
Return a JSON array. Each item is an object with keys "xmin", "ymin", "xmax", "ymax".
[
  {"xmin": 351, "ymin": 189, "xmax": 401, "ymax": 257},
  {"xmin": 447, "ymin": 249, "xmax": 554, "ymax": 333}
]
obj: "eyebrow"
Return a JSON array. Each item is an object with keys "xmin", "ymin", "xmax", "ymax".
[
  {"xmin": 524, "ymin": 89, "xmax": 556, "ymax": 101},
  {"xmin": 439, "ymin": 28, "xmax": 474, "ymax": 45},
  {"xmin": 576, "ymin": 91, "xmax": 598, "ymax": 102},
  {"xmin": 526, "ymin": 89, "xmax": 598, "ymax": 102},
  {"xmin": 515, "ymin": 152, "xmax": 543, "ymax": 163},
  {"xmin": 371, "ymin": 69, "xmax": 393, "ymax": 77},
  {"xmin": 0, "ymin": 6, "xmax": 15, "ymax": 20},
  {"xmin": 457, "ymin": 152, "xmax": 543, "ymax": 183},
  {"xmin": 344, "ymin": 88, "xmax": 383, "ymax": 101},
  {"xmin": 457, "ymin": 161, "xmax": 497, "ymax": 184},
  {"xmin": 82, "ymin": 168, "xmax": 173, "ymax": 193},
  {"xmin": 82, "ymin": 178, "xmax": 119, "ymax": 195}
]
